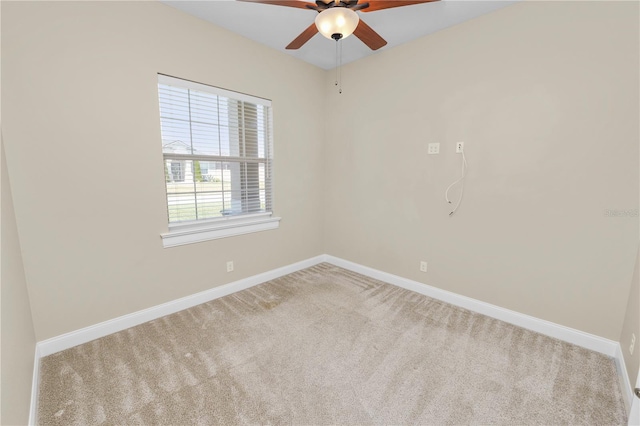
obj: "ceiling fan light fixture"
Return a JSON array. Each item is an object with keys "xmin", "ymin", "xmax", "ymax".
[{"xmin": 315, "ymin": 7, "xmax": 359, "ymax": 41}]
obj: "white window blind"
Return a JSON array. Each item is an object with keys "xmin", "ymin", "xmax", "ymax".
[{"xmin": 158, "ymin": 74, "xmax": 273, "ymax": 227}]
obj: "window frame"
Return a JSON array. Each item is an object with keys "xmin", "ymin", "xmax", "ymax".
[{"xmin": 157, "ymin": 74, "xmax": 280, "ymax": 248}]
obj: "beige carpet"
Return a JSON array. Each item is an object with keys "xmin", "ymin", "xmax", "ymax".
[{"xmin": 38, "ymin": 263, "xmax": 627, "ymax": 425}]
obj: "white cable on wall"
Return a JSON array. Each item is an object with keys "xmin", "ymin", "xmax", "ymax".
[{"xmin": 445, "ymin": 149, "xmax": 467, "ymax": 216}]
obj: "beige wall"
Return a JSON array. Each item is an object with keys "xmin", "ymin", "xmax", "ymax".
[
  {"xmin": 324, "ymin": 1, "xmax": 639, "ymax": 340},
  {"xmin": 620, "ymin": 246, "xmax": 639, "ymax": 391},
  {"xmin": 1, "ymin": 137, "xmax": 37, "ymax": 425},
  {"xmin": 1, "ymin": 1, "xmax": 326, "ymax": 340}
]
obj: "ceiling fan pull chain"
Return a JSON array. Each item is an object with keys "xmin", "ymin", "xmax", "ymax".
[
  {"xmin": 335, "ymin": 40, "xmax": 339, "ymax": 87},
  {"xmin": 339, "ymin": 40, "xmax": 343, "ymax": 94}
]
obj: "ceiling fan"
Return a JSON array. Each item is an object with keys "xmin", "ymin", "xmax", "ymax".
[{"xmin": 238, "ymin": 0, "xmax": 440, "ymax": 51}]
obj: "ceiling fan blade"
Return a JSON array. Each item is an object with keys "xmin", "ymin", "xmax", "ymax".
[
  {"xmin": 361, "ymin": 0, "xmax": 438, "ymax": 12},
  {"xmin": 286, "ymin": 23, "xmax": 319, "ymax": 49},
  {"xmin": 353, "ymin": 19, "xmax": 387, "ymax": 50},
  {"xmin": 351, "ymin": 2, "xmax": 370, "ymax": 11},
  {"xmin": 237, "ymin": 0, "xmax": 318, "ymax": 10}
]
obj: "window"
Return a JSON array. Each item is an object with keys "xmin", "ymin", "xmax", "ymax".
[
  {"xmin": 157, "ymin": 74, "xmax": 279, "ymax": 248},
  {"xmin": 169, "ymin": 160, "xmax": 185, "ymax": 182}
]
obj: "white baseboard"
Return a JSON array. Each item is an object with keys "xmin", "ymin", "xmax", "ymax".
[
  {"xmin": 28, "ymin": 344, "xmax": 40, "ymax": 426},
  {"xmin": 37, "ymin": 255, "xmax": 325, "ymax": 357},
  {"xmin": 32, "ymin": 253, "xmax": 630, "ymax": 423},
  {"xmin": 37, "ymin": 253, "xmax": 622, "ymax": 359},
  {"xmin": 614, "ymin": 343, "xmax": 634, "ymax": 414},
  {"xmin": 324, "ymin": 255, "xmax": 620, "ymax": 357}
]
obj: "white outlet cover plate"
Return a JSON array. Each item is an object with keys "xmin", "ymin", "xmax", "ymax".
[{"xmin": 428, "ymin": 143, "xmax": 440, "ymax": 155}]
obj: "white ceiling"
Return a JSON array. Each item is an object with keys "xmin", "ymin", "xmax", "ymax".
[{"xmin": 163, "ymin": 0, "xmax": 516, "ymax": 70}]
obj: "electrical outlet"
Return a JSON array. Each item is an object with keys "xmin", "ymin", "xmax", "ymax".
[
  {"xmin": 456, "ymin": 142, "xmax": 464, "ymax": 153},
  {"xmin": 630, "ymin": 333, "xmax": 636, "ymax": 355},
  {"xmin": 428, "ymin": 143, "xmax": 440, "ymax": 155},
  {"xmin": 420, "ymin": 261, "xmax": 428, "ymax": 272},
  {"xmin": 226, "ymin": 261, "xmax": 234, "ymax": 273}
]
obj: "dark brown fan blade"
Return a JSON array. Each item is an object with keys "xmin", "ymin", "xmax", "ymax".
[
  {"xmin": 353, "ymin": 19, "xmax": 387, "ymax": 50},
  {"xmin": 237, "ymin": 0, "xmax": 317, "ymax": 10},
  {"xmin": 351, "ymin": 2, "xmax": 370, "ymax": 11},
  {"xmin": 286, "ymin": 23, "xmax": 319, "ymax": 49},
  {"xmin": 361, "ymin": 0, "xmax": 438, "ymax": 12}
]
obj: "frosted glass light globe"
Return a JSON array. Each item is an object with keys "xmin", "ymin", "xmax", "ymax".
[{"xmin": 315, "ymin": 8, "xmax": 359, "ymax": 40}]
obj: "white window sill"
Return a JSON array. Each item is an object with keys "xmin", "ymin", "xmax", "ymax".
[{"xmin": 161, "ymin": 214, "xmax": 281, "ymax": 248}]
